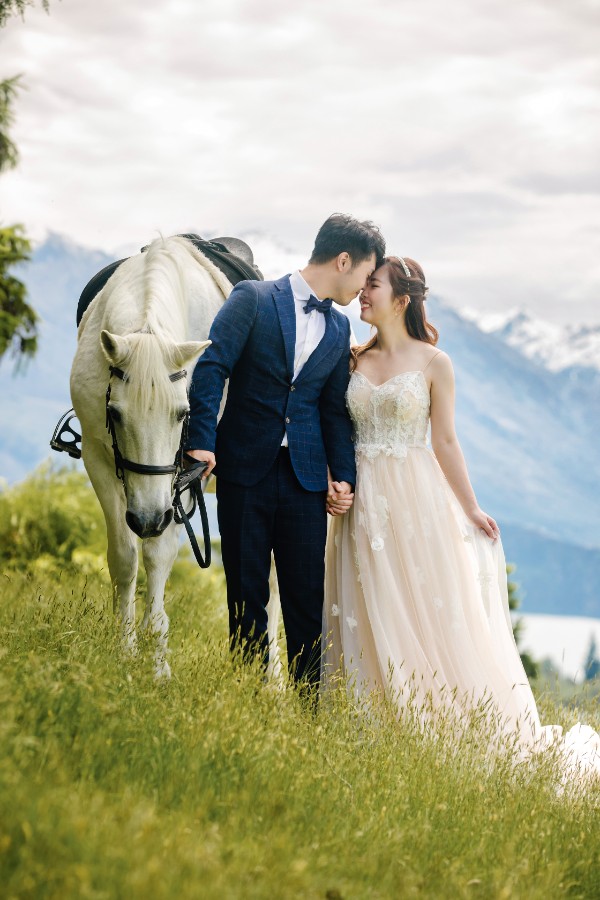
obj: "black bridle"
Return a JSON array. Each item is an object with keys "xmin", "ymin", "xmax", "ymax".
[
  {"xmin": 105, "ymin": 365, "xmax": 188, "ymax": 481},
  {"xmin": 105, "ymin": 365, "xmax": 211, "ymax": 568}
]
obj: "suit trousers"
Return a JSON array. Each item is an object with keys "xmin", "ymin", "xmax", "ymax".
[{"xmin": 216, "ymin": 447, "xmax": 328, "ymax": 686}]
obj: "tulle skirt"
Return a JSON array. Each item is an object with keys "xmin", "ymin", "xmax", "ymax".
[{"xmin": 323, "ymin": 447, "xmax": 600, "ymax": 779}]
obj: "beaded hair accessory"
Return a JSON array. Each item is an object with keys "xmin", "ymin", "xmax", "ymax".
[{"xmin": 398, "ymin": 257, "xmax": 411, "ymax": 278}]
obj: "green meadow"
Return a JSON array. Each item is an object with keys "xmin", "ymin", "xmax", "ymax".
[{"xmin": 1, "ymin": 468, "xmax": 599, "ymax": 899}]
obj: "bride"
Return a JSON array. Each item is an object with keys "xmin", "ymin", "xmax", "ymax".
[{"xmin": 322, "ymin": 255, "xmax": 600, "ymax": 781}]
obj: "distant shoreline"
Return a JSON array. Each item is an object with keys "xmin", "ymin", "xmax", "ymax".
[{"xmin": 516, "ymin": 613, "xmax": 600, "ymax": 682}]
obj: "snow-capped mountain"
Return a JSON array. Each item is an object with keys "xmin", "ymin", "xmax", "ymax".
[
  {"xmin": 1, "ymin": 234, "xmax": 599, "ymax": 618},
  {"xmin": 462, "ymin": 308, "xmax": 600, "ymax": 374}
]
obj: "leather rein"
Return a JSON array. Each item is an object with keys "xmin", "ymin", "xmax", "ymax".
[{"xmin": 105, "ymin": 365, "xmax": 211, "ymax": 568}]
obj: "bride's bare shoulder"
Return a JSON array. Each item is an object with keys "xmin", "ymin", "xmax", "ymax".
[{"xmin": 424, "ymin": 348, "xmax": 452, "ymax": 373}]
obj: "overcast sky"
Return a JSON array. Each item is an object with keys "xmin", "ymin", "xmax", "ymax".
[{"xmin": 1, "ymin": 0, "xmax": 599, "ymax": 323}]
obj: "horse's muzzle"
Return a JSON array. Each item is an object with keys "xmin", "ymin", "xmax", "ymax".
[{"xmin": 125, "ymin": 507, "xmax": 174, "ymax": 539}]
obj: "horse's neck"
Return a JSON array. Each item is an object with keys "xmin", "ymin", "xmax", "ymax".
[
  {"xmin": 101, "ymin": 245, "xmax": 226, "ymax": 342},
  {"xmin": 186, "ymin": 276, "xmax": 226, "ymax": 341}
]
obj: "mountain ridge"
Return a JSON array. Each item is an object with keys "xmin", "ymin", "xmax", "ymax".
[{"xmin": 462, "ymin": 306, "xmax": 600, "ymax": 374}]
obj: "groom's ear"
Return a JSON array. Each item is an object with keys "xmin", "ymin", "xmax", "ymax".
[{"xmin": 336, "ymin": 252, "xmax": 351, "ymax": 272}]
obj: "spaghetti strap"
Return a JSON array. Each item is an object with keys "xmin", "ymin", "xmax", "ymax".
[{"xmin": 422, "ymin": 351, "xmax": 442, "ymax": 373}]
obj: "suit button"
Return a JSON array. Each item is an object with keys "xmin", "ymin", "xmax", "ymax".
[
  {"xmin": 290, "ymin": 385, "xmax": 295, "ymax": 392},
  {"xmin": 285, "ymin": 417, "xmax": 290, "ymax": 424}
]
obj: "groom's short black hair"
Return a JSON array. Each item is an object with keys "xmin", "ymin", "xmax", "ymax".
[{"xmin": 309, "ymin": 214, "xmax": 386, "ymax": 268}]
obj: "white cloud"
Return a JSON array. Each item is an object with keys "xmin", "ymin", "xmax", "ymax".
[{"xmin": 1, "ymin": 0, "xmax": 599, "ymax": 323}]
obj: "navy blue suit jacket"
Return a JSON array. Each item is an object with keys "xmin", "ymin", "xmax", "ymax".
[{"xmin": 186, "ymin": 275, "xmax": 356, "ymax": 491}]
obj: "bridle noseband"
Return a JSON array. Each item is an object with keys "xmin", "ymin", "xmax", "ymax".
[{"xmin": 105, "ymin": 364, "xmax": 211, "ymax": 568}]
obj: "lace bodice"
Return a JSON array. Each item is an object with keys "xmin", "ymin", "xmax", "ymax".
[{"xmin": 347, "ymin": 370, "xmax": 430, "ymax": 460}]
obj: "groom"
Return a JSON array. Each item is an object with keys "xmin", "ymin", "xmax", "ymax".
[{"xmin": 186, "ymin": 213, "xmax": 385, "ymax": 687}]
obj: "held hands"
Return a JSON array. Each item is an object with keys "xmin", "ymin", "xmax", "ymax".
[
  {"xmin": 467, "ymin": 506, "xmax": 500, "ymax": 540},
  {"xmin": 327, "ymin": 481, "xmax": 354, "ymax": 517},
  {"xmin": 185, "ymin": 449, "xmax": 216, "ymax": 479}
]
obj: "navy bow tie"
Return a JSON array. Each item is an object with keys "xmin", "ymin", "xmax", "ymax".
[{"xmin": 304, "ymin": 294, "xmax": 332, "ymax": 315}]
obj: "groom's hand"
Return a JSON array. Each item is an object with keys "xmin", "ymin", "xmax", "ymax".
[
  {"xmin": 185, "ymin": 449, "xmax": 215, "ymax": 479},
  {"xmin": 327, "ymin": 481, "xmax": 354, "ymax": 516}
]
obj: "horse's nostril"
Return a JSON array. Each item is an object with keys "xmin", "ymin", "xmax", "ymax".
[
  {"xmin": 125, "ymin": 510, "xmax": 145, "ymax": 537},
  {"xmin": 126, "ymin": 507, "xmax": 173, "ymax": 538}
]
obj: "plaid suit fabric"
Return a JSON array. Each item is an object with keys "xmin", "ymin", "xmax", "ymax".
[
  {"xmin": 217, "ymin": 448, "xmax": 327, "ymax": 686},
  {"xmin": 186, "ymin": 275, "xmax": 356, "ymax": 491}
]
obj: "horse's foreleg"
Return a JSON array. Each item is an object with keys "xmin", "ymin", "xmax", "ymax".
[
  {"xmin": 83, "ymin": 449, "xmax": 138, "ymax": 651},
  {"xmin": 107, "ymin": 522, "xmax": 138, "ymax": 653},
  {"xmin": 141, "ymin": 525, "xmax": 179, "ymax": 679}
]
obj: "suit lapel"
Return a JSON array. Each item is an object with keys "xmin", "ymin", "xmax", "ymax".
[
  {"xmin": 273, "ymin": 276, "xmax": 296, "ymax": 380},
  {"xmin": 294, "ymin": 310, "xmax": 340, "ymax": 385}
]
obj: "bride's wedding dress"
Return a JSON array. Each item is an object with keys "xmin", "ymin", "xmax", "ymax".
[{"xmin": 323, "ymin": 368, "xmax": 600, "ymax": 781}]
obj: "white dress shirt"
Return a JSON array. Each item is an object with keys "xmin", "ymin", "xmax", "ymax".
[{"xmin": 281, "ymin": 270, "xmax": 328, "ymax": 447}]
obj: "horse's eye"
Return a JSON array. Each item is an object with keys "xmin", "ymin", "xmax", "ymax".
[
  {"xmin": 108, "ymin": 405, "xmax": 122, "ymax": 424},
  {"xmin": 176, "ymin": 408, "xmax": 189, "ymax": 423}
]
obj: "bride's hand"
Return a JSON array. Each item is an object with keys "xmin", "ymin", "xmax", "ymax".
[
  {"xmin": 467, "ymin": 507, "xmax": 500, "ymax": 540},
  {"xmin": 327, "ymin": 481, "xmax": 354, "ymax": 516}
]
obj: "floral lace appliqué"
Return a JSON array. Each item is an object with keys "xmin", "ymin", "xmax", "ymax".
[
  {"xmin": 350, "ymin": 530, "xmax": 362, "ymax": 583},
  {"xmin": 348, "ymin": 371, "xmax": 430, "ymax": 461}
]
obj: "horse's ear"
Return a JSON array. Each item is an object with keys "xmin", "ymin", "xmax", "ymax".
[
  {"xmin": 100, "ymin": 330, "xmax": 130, "ymax": 364},
  {"xmin": 173, "ymin": 340, "xmax": 211, "ymax": 368}
]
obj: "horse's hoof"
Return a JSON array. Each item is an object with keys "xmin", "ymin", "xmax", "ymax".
[
  {"xmin": 154, "ymin": 659, "xmax": 172, "ymax": 681},
  {"xmin": 122, "ymin": 634, "xmax": 138, "ymax": 658}
]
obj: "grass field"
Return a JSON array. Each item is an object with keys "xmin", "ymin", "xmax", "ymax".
[{"xmin": 1, "ymin": 563, "xmax": 599, "ymax": 899}]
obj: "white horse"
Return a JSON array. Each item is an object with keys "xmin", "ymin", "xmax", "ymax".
[{"xmin": 71, "ymin": 236, "xmax": 280, "ymax": 677}]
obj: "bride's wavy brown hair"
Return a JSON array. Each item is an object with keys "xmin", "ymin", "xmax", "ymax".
[{"xmin": 351, "ymin": 256, "xmax": 438, "ymax": 371}]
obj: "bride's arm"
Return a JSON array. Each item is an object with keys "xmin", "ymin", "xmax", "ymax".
[{"xmin": 429, "ymin": 353, "xmax": 499, "ymax": 540}]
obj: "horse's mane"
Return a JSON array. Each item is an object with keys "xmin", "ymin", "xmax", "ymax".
[
  {"xmin": 121, "ymin": 331, "xmax": 181, "ymax": 414},
  {"xmin": 112, "ymin": 238, "xmax": 204, "ymax": 412},
  {"xmin": 142, "ymin": 236, "xmax": 230, "ymax": 332},
  {"xmin": 100, "ymin": 236, "xmax": 229, "ymax": 412}
]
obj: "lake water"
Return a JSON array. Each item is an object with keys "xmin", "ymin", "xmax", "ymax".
[{"xmin": 515, "ymin": 613, "xmax": 600, "ymax": 682}]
